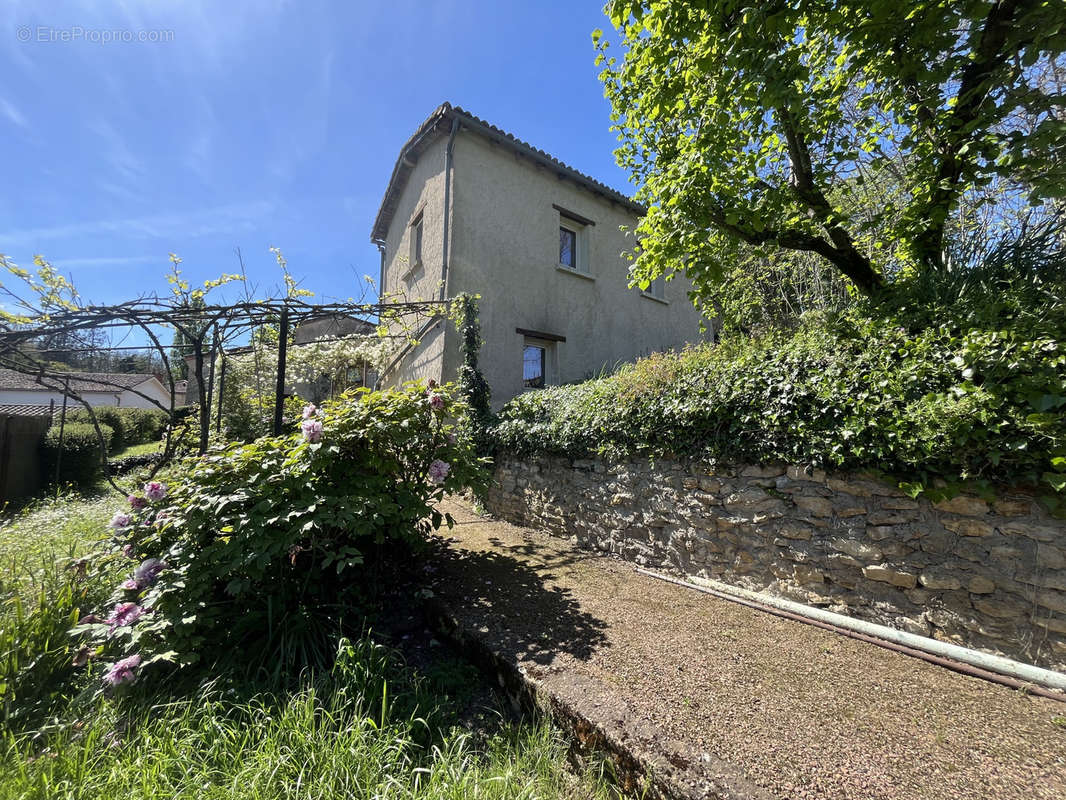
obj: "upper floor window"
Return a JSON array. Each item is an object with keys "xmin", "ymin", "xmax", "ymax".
[
  {"xmin": 410, "ymin": 211, "xmax": 424, "ymax": 269},
  {"xmin": 643, "ymin": 276, "xmax": 666, "ymax": 300},
  {"xmin": 559, "ymin": 226, "xmax": 577, "ymax": 269},
  {"xmin": 554, "ymin": 204, "xmax": 593, "ymax": 276}
]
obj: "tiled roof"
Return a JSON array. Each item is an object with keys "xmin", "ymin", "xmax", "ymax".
[
  {"xmin": 370, "ymin": 102, "xmax": 645, "ymax": 243},
  {"xmin": 0, "ymin": 369, "xmax": 155, "ymax": 393},
  {"xmin": 0, "ymin": 403, "xmax": 55, "ymax": 417}
]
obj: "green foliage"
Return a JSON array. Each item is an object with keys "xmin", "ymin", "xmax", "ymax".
[
  {"xmin": 495, "ymin": 310, "xmax": 1066, "ymax": 509},
  {"xmin": 0, "ymin": 494, "xmax": 114, "ymax": 732},
  {"xmin": 0, "ymin": 484, "xmax": 616, "ymax": 800},
  {"xmin": 0, "ymin": 635, "xmax": 616, "ymax": 800},
  {"xmin": 65, "ymin": 407, "xmax": 168, "ymax": 451},
  {"xmin": 0, "ymin": 557, "xmax": 99, "ymax": 731},
  {"xmin": 80, "ymin": 383, "xmax": 487, "ymax": 679},
  {"xmin": 40, "ymin": 423, "xmax": 115, "ymax": 486},
  {"xmin": 454, "ymin": 294, "xmax": 496, "ymax": 457},
  {"xmin": 596, "ymin": 1, "xmax": 1066, "ymax": 294},
  {"xmin": 707, "ymin": 249, "xmax": 855, "ymax": 336}
]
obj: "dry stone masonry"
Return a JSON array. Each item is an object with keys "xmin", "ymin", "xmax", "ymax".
[{"xmin": 486, "ymin": 453, "xmax": 1066, "ymax": 671}]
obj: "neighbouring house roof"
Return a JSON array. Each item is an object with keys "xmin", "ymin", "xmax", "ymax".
[
  {"xmin": 0, "ymin": 369, "xmax": 157, "ymax": 393},
  {"xmin": 0, "ymin": 403, "xmax": 55, "ymax": 417},
  {"xmin": 294, "ymin": 313, "xmax": 376, "ymax": 344},
  {"xmin": 370, "ymin": 102, "xmax": 646, "ymax": 244}
]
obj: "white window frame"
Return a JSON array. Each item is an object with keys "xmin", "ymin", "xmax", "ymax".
[
  {"xmin": 409, "ymin": 211, "xmax": 424, "ymax": 270},
  {"xmin": 521, "ymin": 336, "xmax": 557, "ymax": 391},
  {"xmin": 641, "ymin": 276, "xmax": 669, "ymax": 304},
  {"xmin": 554, "ymin": 205, "xmax": 594, "ymax": 280}
]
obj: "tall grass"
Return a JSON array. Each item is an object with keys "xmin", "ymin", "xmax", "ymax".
[
  {"xmin": 1, "ymin": 637, "xmax": 617, "ymax": 800},
  {"xmin": 0, "ymin": 494, "xmax": 115, "ymax": 731}
]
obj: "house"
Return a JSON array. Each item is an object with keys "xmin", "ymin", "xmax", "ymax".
[
  {"xmin": 0, "ymin": 369, "xmax": 172, "ymax": 410},
  {"xmin": 183, "ymin": 314, "xmax": 378, "ymax": 406},
  {"xmin": 371, "ymin": 103, "xmax": 709, "ymax": 407},
  {"xmin": 292, "ymin": 313, "xmax": 379, "ymax": 401}
]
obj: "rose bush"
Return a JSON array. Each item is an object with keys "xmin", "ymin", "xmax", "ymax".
[{"xmin": 75, "ymin": 382, "xmax": 486, "ymax": 682}]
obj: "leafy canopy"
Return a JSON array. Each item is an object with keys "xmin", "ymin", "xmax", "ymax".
[{"xmin": 596, "ymin": 0, "xmax": 1066, "ymax": 295}]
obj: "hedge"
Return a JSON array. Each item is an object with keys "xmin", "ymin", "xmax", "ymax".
[
  {"xmin": 494, "ymin": 314, "xmax": 1066, "ymax": 509},
  {"xmin": 108, "ymin": 452, "xmax": 163, "ymax": 475},
  {"xmin": 64, "ymin": 407, "xmax": 168, "ymax": 451},
  {"xmin": 39, "ymin": 423, "xmax": 115, "ymax": 486}
]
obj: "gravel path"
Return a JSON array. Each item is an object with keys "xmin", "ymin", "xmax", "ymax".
[{"xmin": 431, "ymin": 498, "xmax": 1066, "ymax": 800}]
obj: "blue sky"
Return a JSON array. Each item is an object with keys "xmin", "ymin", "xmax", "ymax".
[{"xmin": 0, "ymin": 0, "xmax": 627, "ymax": 307}]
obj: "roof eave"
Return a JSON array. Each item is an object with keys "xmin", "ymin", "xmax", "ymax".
[{"xmin": 369, "ymin": 103, "xmax": 646, "ymax": 245}]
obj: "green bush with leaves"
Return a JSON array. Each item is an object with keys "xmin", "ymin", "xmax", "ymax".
[
  {"xmin": 495, "ymin": 311, "xmax": 1066, "ymax": 510},
  {"xmin": 65, "ymin": 407, "xmax": 168, "ymax": 451},
  {"xmin": 75, "ymin": 382, "xmax": 486, "ymax": 683},
  {"xmin": 39, "ymin": 423, "xmax": 115, "ymax": 486}
]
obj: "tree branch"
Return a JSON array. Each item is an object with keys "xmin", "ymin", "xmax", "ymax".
[
  {"xmin": 915, "ymin": 0, "xmax": 1032, "ymax": 265},
  {"xmin": 775, "ymin": 109, "xmax": 884, "ymax": 293}
]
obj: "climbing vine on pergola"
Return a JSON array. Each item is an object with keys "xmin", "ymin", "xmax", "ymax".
[{"xmin": 0, "ymin": 255, "xmax": 455, "ymax": 494}]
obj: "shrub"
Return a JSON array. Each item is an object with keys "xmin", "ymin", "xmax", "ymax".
[
  {"xmin": 65, "ymin": 407, "xmax": 168, "ymax": 451},
  {"xmin": 76, "ymin": 382, "xmax": 486, "ymax": 681},
  {"xmin": 39, "ymin": 423, "xmax": 115, "ymax": 486},
  {"xmin": 495, "ymin": 313, "xmax": 1066, "ymax": 509},
  {"xmin": 107, "ymin": 452, "xmax": 162, "ymax": 475}
]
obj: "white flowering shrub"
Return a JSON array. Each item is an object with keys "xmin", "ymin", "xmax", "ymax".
[{"xmin": 218, "ymin": 334, "xmax": 399, "ymax": 441}]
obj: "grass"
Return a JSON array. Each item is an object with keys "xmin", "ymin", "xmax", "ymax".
[
  {"xmin": 0, "ymin": 492, "xmax": 623, "ymax": 800},
  {"xmin": 0, "ymin": 491, "xmax": 118, "ymax": 732},
  {"xmin": 108, "ymin": 440, "xmax": 164, "ymax": 459}
]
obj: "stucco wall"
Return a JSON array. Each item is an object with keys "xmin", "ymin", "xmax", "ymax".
[
  {"xmin": 117, "ymin": 380, "xmax": 171, "ymax": 409},
  {"xmin": 380, "ymin": 133, "xmax": 450, "ymax": 387},
  {"xmin": 446, "ymin": 133, "xmax": 709, "ymax": 407},
  {"xmin": 0, "ymin": 380, "xmax": 170, "ymax": 411},
  {"xmin": 486, "ymin": 452, "xmax": 1066, "ymax": 672},
  {"xmin": 378, "ymin": 127, "xmax": 711, "ymax": 404},
  {"xmin": 0, "ymin": 389, "xmax": 119, "ymax": 407}
]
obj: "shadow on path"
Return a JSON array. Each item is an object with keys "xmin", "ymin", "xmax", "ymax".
[{"xmin": 428, "ymin": 532, "xmax": 610, "ymax": 667}]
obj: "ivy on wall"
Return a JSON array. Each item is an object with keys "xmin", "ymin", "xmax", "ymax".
[
  {"xmin": 453, "ymin": 294, "xmax": 495, "ymax": 457},
  {"xmin": 494, "ymin": 313, "xmax": 1066, "ymax": 514}
]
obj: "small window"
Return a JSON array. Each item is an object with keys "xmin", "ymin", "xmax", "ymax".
[
  {"xmin": 523, "ymin": 345, "xmax": 545, "ymax": 389},
  {"xmin": 644, "ymin": 276, "xmax": 665, "ymax": 300},
  {"xmin": 410, "ymin": 212, "xmax": 424, "ymax": 269},
  {"xmin": 559, "ymin": 227, "xmax": 576, "ymax": 269}
]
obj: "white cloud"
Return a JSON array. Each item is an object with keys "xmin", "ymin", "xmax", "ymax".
[
  {"xmin": 0, "ymin": 96, "xmax": 28, "ymax": 129},
  {"xmin": 87, "ymin": 117, "xmax": 144, "ymax": 182}
]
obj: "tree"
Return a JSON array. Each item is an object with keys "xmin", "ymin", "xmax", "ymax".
[{"xmin": 596, "ymin": 0, "xmax": 1066, "ymax": 296}]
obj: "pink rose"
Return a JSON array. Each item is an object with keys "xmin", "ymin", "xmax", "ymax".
[
  {"xmin": 103, "ymin": 654, "xmax": 142, "ymax": 686},
  {"xmin": 143, "ymin": 482, "xmax": 167, "ymax": 502},
  {"xmin": 428, "ymin": 459, "xmax": 450, "ymax": 485},
  {"xmin": 109, "ymin": 512, "xmax": 132, "ymax": 530},
  {"xmin": 301, "ymin": 419, "xmax": 323, "ymax": 443},
  {"xmin": 107, "ymin": 602, "xmax": 143, "ymax": 630}
]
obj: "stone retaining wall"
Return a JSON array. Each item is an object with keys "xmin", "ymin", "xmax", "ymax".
[{"xmin": 486, "ymin": 453, "xmax": 1066, "ymax": 672}]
